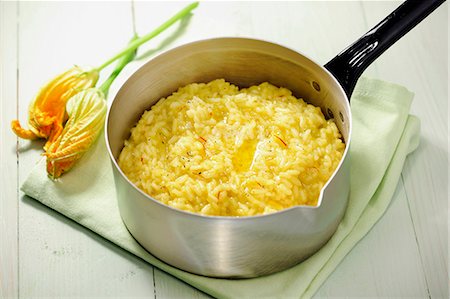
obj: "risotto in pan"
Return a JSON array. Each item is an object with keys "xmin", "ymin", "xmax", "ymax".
[{"xmin": 118, "ymin": 79, "xmax": 345, "ymax": 216}]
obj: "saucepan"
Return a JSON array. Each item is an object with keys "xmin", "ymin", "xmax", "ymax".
[{"xmin": 106, "ymin": 0, "xmax": 444, "ymax": 278}]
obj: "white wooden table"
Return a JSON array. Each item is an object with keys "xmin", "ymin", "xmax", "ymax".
[{"xmin": 1, "ymin": 1, "xmax": 448, "ymax": 298}]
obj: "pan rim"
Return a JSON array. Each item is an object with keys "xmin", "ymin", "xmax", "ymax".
[{"xmin": 105, "ymin": 36, "xmax": 353, "ymax": 220}]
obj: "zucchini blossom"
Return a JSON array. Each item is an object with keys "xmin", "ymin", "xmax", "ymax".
[
  {"xmin": 11, "ymin": 67, "xmax": 99, "ymax": 150},
  {"xmin": 45, "ymin": 88, "xmax": 107, "ymax": 178},
  {"xmin": 11, "ymin": 2, "xmax": 199, "ymax": 178},
  {"xmin": 45, "ymin": 35, "xmax": 138, "ymax": 179}
]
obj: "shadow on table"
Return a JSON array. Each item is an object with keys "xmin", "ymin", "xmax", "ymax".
[
  {"xmin": 404, "ymin": 134, "xmax": 447, "ymax": 179},
  {"xmin": 17, "ymin": 139, "xmax": 45, "ymax": 153},
  {"xmin": 135, "ymin": 13, "xmax": 194, "ymax": 61}
]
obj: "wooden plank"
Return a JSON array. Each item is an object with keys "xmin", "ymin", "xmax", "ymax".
[
  {"xmin": 132, "ymin": 1, "xmax": 369, "ymax": 65},
  {"xmin": 0, "ymin": 2, "xmax": 19, "ymax": 298},
  {"xmin": 361, "ymin": 2, "xmax": 448, "ymax": 298},
  {"xmin": 16, "ymin": 2, "xmax": 156, "ymax": 298},
  {"xmin": 316, "ymin": 181, "xmax": 428, "ymax": 297}
]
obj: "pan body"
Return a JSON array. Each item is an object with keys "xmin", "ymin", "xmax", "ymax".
[{"xmin": 106, "ymin": 38, "xmax": 352, "ymax": 277}]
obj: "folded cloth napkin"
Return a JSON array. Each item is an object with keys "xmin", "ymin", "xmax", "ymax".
[{"xmin": 22, "ymin": 77, "xmax": 420, "ymax": 299}]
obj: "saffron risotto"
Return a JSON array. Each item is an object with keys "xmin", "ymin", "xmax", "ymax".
[{"xmin": 118, "ymin": 79, "xmax": 345, "ymax": 217}]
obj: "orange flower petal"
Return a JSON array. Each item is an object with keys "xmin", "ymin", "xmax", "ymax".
[
  {"xmin": 12, "ymin": 66, "xmax": 99, "ymax": 144},
  {"xmin": 10, "ymin": 120, "xmax": 39, "ymax": 140},
  {"xmin": 45, "ymin": 88, "xmax": 106, "ymax": 179}
]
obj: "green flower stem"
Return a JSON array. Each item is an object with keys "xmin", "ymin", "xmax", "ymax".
[
  {"xmin": 99, "ymin": 35, "xmax": 139, "ymax": 97},
  {"xmin": 96, "ymin": 2, "xmax": 199, "ymax": 72}
]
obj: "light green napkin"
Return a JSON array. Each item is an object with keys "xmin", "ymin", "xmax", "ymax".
[{"xmin": 22, "ymin": 77, "xmax": 420, "ymax": 299}]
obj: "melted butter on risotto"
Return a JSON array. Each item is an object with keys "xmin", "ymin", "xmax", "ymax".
[{"xmin": 118, "ymin": 79, "xmax": 345, "ymax": 216}]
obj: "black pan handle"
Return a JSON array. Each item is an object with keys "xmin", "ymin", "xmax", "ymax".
[{"xmin": 324, "ymin": 0, "xmax": 446, "ymax": 98}]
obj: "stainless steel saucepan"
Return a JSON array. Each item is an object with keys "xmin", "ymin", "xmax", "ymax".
[{"xmin": 105, "ymin": 0, "xmax": 444, "ymax": 278}]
